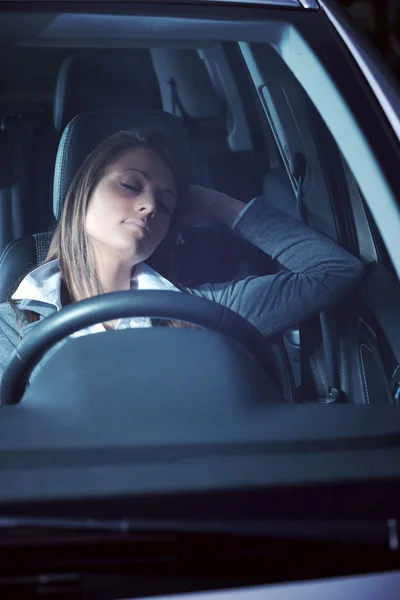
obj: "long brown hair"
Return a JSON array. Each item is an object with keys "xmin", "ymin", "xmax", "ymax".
[
  {"xmin": 48, "ymin": 129, "xmax": 189, "ymax": 303},
  {"xmin": 15, "ymin": 129, "xmax": 195, "ymax": 328}
]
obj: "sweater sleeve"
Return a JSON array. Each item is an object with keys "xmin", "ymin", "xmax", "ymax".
[
  {"xmin": 0, "ymin": 303, "xmax": 23, "ymax": 385},
  {"xmin": 187, "ymin": 197, "xmax": 364, "ymax": 337}
]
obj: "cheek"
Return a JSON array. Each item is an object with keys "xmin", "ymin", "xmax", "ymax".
[
  {"xmin": 85, "ymin": 202, "xmax": 106, "ymax": 237},
  {"xmin": 85, "ymin": 190, "xmax": 126, "ymax": 234}
]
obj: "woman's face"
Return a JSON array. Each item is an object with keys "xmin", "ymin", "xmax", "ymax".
[{"xmin": 85, "ymin": 147, "xmax": 178, "ymax": 264}]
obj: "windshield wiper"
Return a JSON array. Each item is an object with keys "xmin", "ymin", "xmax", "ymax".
[{"xmin": 0, "ymin": 516, "xmax": 398, "ymax": 550}]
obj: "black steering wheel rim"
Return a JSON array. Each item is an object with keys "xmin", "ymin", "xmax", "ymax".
[{"xmin": 1, "ymin": 290, "xmax": 270, "ymax": 406}]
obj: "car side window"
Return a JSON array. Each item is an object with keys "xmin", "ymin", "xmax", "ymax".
[
  {"xmin": 239, "ymin": 41, "xmax": 378, "ymax": 258},
  {"xmin": 239, "ymin": 38, "xmax": 400, "ymax": 277},
  {"xmin": 239, "ymin": 43, "xmax": 341, "ymax": 239}
]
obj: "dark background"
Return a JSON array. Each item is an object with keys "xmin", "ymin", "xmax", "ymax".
[{"xmin": 339, "ymin": 0, "xmax": 400, "ymax": 77}]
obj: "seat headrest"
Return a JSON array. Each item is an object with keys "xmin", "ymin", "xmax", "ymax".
[
  {"xmin": 150, "ymin": 49, "xmax": 222, "ymax": 121},
  {"xmin": 53, "ymin": 108, "xmax": 191, "ymax": 220},
  {"xmin": 54, "ymin": 50, "xmax": 162, "ymax": 132}
]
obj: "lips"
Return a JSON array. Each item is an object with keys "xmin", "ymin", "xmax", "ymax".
[{"xmin": 123, "ymin": 219, "xmax": 150, "ymax": 237}]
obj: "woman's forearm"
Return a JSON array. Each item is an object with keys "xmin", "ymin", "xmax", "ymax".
[
  {"xmin": 180, "ymin": 185, "xmax": 246, "ymax": 230},
  {"xmin": 233, "ymin": 196, "xmax": 363, "ymax": 280},
  {"xmin": 208, "ymin": 192, "xmax": 246, "ymax": 228}
]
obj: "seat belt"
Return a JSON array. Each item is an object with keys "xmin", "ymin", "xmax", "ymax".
[
  {"xmin": 294, "ymin": 152, "xmax": 341, "ymax": 402},
  {"xmin": 168, "ymin": 77, "xmax": 198, "ymax": 130},
  {"xmin": 318, "ymin": 311, "xmax": 340, "ymax": 402}
]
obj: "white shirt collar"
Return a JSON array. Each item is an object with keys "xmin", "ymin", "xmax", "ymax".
[
  {"xmin": 12, "ymin": 260, "xmax": 62, "ymax": 308},
  {"xmin": 12, "ymin": 259, "xmax": 179, "ymax": 310}
]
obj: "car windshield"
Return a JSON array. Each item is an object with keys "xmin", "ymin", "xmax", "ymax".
[{"xmin": 0, "ymin": 1, "xmax": 399, "ymax": 524}]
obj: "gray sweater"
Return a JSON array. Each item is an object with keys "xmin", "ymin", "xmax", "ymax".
[{"xmin": 0, "ymin": 197, "xmax": 364, "ymax": 381}]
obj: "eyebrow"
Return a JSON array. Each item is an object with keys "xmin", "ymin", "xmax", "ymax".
[{"xmin": 121, "ymin": 168, "xmax": 177, "ymax": 199}]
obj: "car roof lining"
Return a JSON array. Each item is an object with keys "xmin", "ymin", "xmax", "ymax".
[
  {"xmin": 0, "ymin": 10, "xmax": 292, "ymax": 48},
  {"xmin": 0, "ymin": 9, "xmax": 296, "ymax": 110}
]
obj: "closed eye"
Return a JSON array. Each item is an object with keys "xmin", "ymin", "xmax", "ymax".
[
  {"xmin": 120, "ymin": 182, "xmax": 141, "ymax": 193},
  {"xmin": 120, "ymin": 182, "xmax": 174, "ymax": 215}
]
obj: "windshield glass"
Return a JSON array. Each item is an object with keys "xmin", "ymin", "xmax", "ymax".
[{"xmin": 0, "ymin": 3, "xmax": 398, "ymax": 512}]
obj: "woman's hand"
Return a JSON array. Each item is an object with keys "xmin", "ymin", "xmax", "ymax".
[{"xmin": 177, "ymin": 185, "xmax": 246, "ymax": 231}]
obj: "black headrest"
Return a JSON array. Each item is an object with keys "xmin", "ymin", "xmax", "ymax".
[
  {"xmin": 54, "ymin": 50, "xmax": 162, "ymax": 132},
  {"xmin": 53, "ymin": 108, "xmax": 191, "ymax": 220}
]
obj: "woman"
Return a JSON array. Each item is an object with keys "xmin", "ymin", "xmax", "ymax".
[{"xmin": 0, "ymin": 129, "xmax": 364, "ymax": 380}]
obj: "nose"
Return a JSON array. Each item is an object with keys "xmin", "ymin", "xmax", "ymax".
[{"xmin": 136, "ymin": 190, "xmax": 157, "ymax": 220}]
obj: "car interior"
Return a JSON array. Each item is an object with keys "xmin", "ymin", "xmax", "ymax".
[
  {"xmin": 0, "ymin": 7, "xmax": 397, "ymax": 406},
  {"xmin": 0, "ymin": 7, "xmax": 397, "ymax": 402},
  {"xmin": 0, "ymin": 2, "xmax": 398, "ymax": 596}
]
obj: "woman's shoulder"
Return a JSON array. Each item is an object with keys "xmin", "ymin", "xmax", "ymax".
[
  {"xmin": 0, "ymin": 301, "xmax": 28, "ymax": 336},
  {"xmin": 0, "ymin": 300, "xmax": 20, "ymax": 320},
  {"xmin": 0, "ymin": 302, "xmax": 27, "ymax": 359}
]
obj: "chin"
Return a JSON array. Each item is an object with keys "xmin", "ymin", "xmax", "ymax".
[
  {"xmin": 131, "ymin": 242, "xmax": 158, "ymax": 264},
  {"xmin": 116, "ymin": 232, "xmax": 163, "ymax": 263}
]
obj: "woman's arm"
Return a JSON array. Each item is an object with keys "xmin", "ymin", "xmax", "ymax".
[
  {"xmin": 0, "ymin": 305, "xmax": 23, "ymax": 386},
  {"xmin": 182, "ymin": 187, "xmax": 364, "ymax": 338}
]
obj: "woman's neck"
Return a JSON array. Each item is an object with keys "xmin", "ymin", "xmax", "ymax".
[
  {"xmin": 91, "ymin": 251, "xmax": 138, "ymax": 331},
  {"xmin": 91, "ymin": 245, "xmax": 138, "ymax": 294},
  {"xmin": 96, "ymin": 259, "xmax": 135, "ymax": 294}
]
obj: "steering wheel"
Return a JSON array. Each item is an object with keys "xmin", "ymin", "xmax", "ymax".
[{"xmin": 1, "ymin": 290, "xmax": 271, "ymax": 406}]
